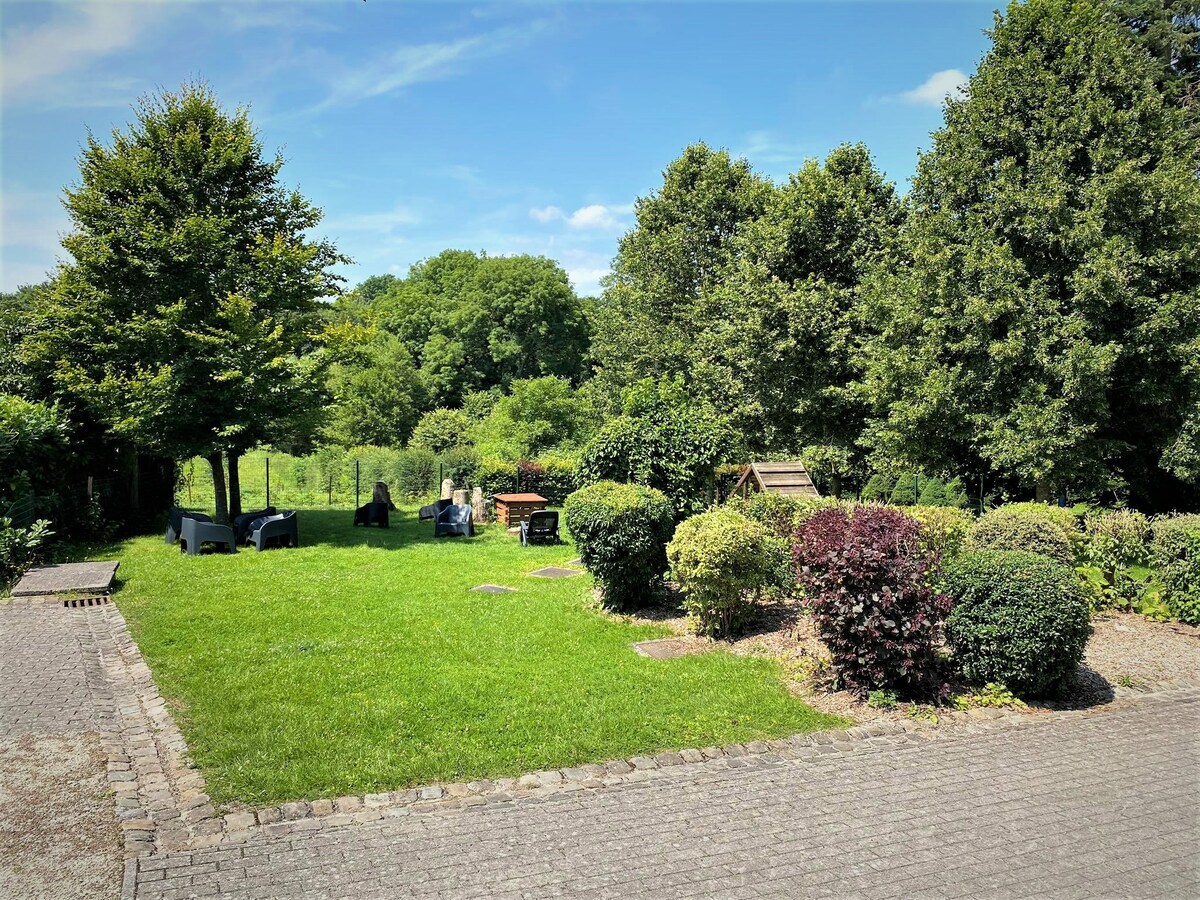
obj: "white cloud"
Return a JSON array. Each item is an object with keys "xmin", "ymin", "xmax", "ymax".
[
  {"xmin": 0, "ymin": 2, "xmax": 166, "ymax": 104},
  {"xmin": 737, "ymin": 130, "xmax": 810, "ymax": 167},
  {"xmin": 565, "ymin": 266, "xmax": 609, "ymax": 296},
  {"xmin": 321, "ymin": 205, "xmax": 420, "ymax": 235},
  {"xmin": 900, "ymin": 69, "xmax": 969, "ymax": 107},
  {"xmin": 529, "ymin": 203, "xmax": 628, "ymax": 230},
  {"xmin": 303, "ymin": 20, "xmax": 549, "ymax": 115}
]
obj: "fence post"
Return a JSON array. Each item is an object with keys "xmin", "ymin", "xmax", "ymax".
[
  {"xmin": 328, "ymin": 476, "xmax": 333, "ymax": 506},
  {"xmin": 515, "ymin": 465, "xmax": 520, "ymax": 493},
  {"xmin": 265, "ymin": 456, "xmax": 271, "ymax": 508},
  {"xmin": 355, "ymin": 460, "xmax": 360, "ymax": 509}
]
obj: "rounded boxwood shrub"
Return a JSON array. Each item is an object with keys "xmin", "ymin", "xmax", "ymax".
[
  {"xmin": 564, "ymin": 481, "xmax": 674, "ymax": 609},
  {"xmin": 794, "ymin": 505, "xmax": 950, "ymax": 697},
  {"xmin": 668, "ymin": 507, "xmax": 786, "ymax": 638},
  {"xmin": 943, "ymin": 551, "xmax": 1092, "ymax": 696},
  {"xmin": 967, "ymin": 504, "xmax": 1075, "ymax": 565}
]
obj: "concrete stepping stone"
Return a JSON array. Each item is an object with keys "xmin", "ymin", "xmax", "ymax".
[
  {"xmin": 632, "ymin": 638, "xmax": 696, "ymax": 660},
  {"xmin": 12, "ymin": 561, "xmax": 119, "ymax": 597},
  {"xmin": 527, "ymin": 566, "xmax": 582, "ymax": 579},
  {"xmin": 471, "ymin": 584, "xmax": 516, "ymax": 594},
  {"xmin": 566, "ymin": 558, "xmax": 584, "ymax": 567}
]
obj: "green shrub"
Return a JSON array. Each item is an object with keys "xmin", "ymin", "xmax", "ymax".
[
  {"xmin": 1, "ymin": 517, "xmax": 53, "ymax": 588},
  {"xmin": 1079, "ymin": 509, "xmax": 1151, "ymax": 609},
  {"xmin": 916, "ymin": 477, "xmax": 947, "ymax": 506},
  {"xmin": 564, "ymin": 481, "xmax": 674, "ymax": 609},
  {"xmin": 725, "ymin": 492, "xmax": 833, "ymax": 541},
  {"xmin": 943, "ymin": 551, "xmax": 1092, "ymax": 696},
  {"xmin": 394, "ymin": 448, "xmax": 437, "ymax": 498},
  {"xmin": 438, "ymin": 446, "xmax": 480, "ymax": 487},
  {"xmin": 516, "ymin": 455, "xmax": 580, "ymax": 506},
  {"xmin": 859, "ymin": 474, "xmax": 892, "ymax": 502},
  {"xmin": 410, "ymin": 408, "xmax": 472, "ymax": 454},
  {"xmin": 1151, "ymin": 515, "xmax": 1200, "ymax": 624},
  {"xmin": 475, "ymin": 457, "xmax": 519, "ymax": 498},
  {"xmin": 967, "ymin": 504, "xmax": 1076, "ymax": 565},
  {"xmin": 942, "ymin": 478, "xmax": 970, "ymax": 509},
  {"xmin": 907, "ymin": 505, "xmax": 974, "ymax": 560},
  {"xmin": 889, "ymin": 473, "xmax": 918, "ymax": 506},
  {"xmin": 667, "ymin": 508, "xmax": 786, "ymax": 638}
]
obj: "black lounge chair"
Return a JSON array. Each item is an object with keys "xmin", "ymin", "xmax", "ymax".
[
  {"xmin": 435, "ymin": 504, "xmax": 474, "ymax": 538},
  {"xmin": 232, "ymin": 507, "xmax": 277, "ymax": 543},
  {"xmin": 354, "ymin": 502, "xmax": 389, "ymax": 528},
  {"xmin": 166, "ymin": 507, "xmax": 212, "ymax": 544},
  {"xmin": 249, "ymin": 511, "xmax": 298, "ymax": 551},
  {"xmin": 520, "ymin": 510, "xmax": 561, "ymax": 546},
  {"xmin": 179, "ymin": 517, "xmax": 237, "ymax": 555},
  {"xmin": 419, "ymin": 498, "xmax": 452, "ymax": 522}
]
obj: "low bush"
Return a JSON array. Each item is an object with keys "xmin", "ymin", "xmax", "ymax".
[
  {"xmin": 859, "ymin": 473, "xmax": 892, "ymax": 502},
  {"xmin": 967, "ymin": 504, "xmax": 1076, "ymax": 565},
  {"xmin": 725, "ymin": 492, "xmax": 833, "ymax": 541},
  {"xmin": 1, "ymin": 517, "xmax": 53, "ymax": 589},
  {"xmin": 667, "ymin": 508, "xmax": 786, "ymax": 639},
  {"xmin": 564, "ymin": 481, "xmax": 674, "ymax": 609},
  {"xmin": 793, "ymin": 505, "xmax": 950, "ymax": 697},
  {"xmin": 1079, "ymin": 509, "xmax": 1151, "ymax": 610},
  {"xmin": 1151, "ymin": 515, "xmax": 1200, "ymax": 625},
  {"xmin": 515, "ymin": 455, "xmax": 580, "ymax": 506},
  {"xmin": 410, "ymin": 408, "xmax": 472, "ymax": 455},
  {"xmin": 437, "ymin": 446, "xmax": 480, "ymax": 488},
  {"xmin": 943, "ymin": 551, "xmax": 1092, "ymax": 696},
  {"xmin": 907, "ymin": 505, "xmax": 974, "ymax": 561}
]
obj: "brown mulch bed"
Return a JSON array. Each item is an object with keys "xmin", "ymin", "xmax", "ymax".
[{"xmin": 616, "ymin": 589, "xmax": 1200, "ymax": 726}]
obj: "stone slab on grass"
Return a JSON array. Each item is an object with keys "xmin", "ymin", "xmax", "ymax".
[
  {"xmin": 566, "ymin": 558, "xmax": 584, "ymax": 567},
  {"xmin": 527, "ymin": 566, "xmax": 582, "ymax": 579},
  {"xmin": 631, "ymin": 638, "xmax": 697, "ymax": 660},
  {"xmin": 12, "ymin": 562, "xmax": 119, "ymax": 598},
  {"xmin": 471, "ymin": 584, "xmax": 517, "ymax": 594}
]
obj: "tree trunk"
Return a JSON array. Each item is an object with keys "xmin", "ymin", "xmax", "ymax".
[
  {"xmin": 227, "ymin": 450, "xmax": 242, "ymax": 519},
  {"xmin": 1035, "ymin": 479, "xmax": 1052, "ymax": 503},
  {"xmin": 130, "ymin": 453, "xmax": 140, "ymax": 514},
  {"xmin": 830, "ymin": 472, "xmax": 842, "ymax": 499},
  {"xmin": 207, "ymin": 452, "xmax": 229, "ymax": 524}
]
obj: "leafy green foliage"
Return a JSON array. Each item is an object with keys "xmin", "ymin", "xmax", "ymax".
[
  {"xmin": 859, "ymin": 0, "xmax": 1200, "ymax": 502},
  {"xmin": 1079, "ymin": 508, "xmax": 1152, "ymax": 608},
  {"xmin": 667, "ymin": 507, "xmax": 786, "ymax": 638},
  {"xmin": 470, "ymin": 376, "xmax": 596, "ymax": 461},
  {"xmin": 0, "ymin": 394, "xmax": 70, "ymax": 510},
  {"xmin": 323, "ymin": 334, "xmax": 426, "ymax": 449},
  {"xmin": 579, "ymin": 378, "xmax": 736, "ymax": 518},
  {"xmin": 794, "ymin": 505, "xmax": 951, "ymax": 697},
  {"xmin": 410, "ymin": 408, "xmax": 472, "ymax": 455},
  {"xmin": 1151, "ymin": 514, "xmax": 1200, "ymax": 623},
  {"xmin": 564, "ymin": 481, "xmax": 674, "ymax": 609},
  {"xmin": 859, "ymin": 474, "xmax": 892, "ymax": 502},
  {"xmin": 0, "ymin": 518, "xmax": 53, "ymax": 588},
  {"xmin": 944, "ymin": 551, "xmax": 1092, "ymax": 696},
  {"xmin": 967, "ymin": 504, "xmax": 1077, "ymax": 565},
  {"xmin": 950, "ymin": 683, "xmax": 1026, "ymax": 711},
  {"xmin": 907, "ymin": 505, "xmax": 975, "ymax": 562},
  {"xmin": 350, "ymin": 251, "xmax": 590, "ymax": 408},
  {"xmin": 889, "ymin": 474, "xmax": 918, "ymax": 506}
]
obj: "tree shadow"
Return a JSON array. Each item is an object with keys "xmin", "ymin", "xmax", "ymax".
[
  {"xmin": 294, "ymin": 506, "xmax": 487, "ymax": 550},
  {"xmin": 1031, "ymin": 664, "xmax": 1116, "ymax": 711}
]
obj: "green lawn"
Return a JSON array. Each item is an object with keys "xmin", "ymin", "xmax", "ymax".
[{"xmin": 109, "ymin": 506, "xmax": 842, "ymax": 807}]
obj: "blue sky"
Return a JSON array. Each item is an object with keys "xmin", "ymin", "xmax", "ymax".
[{"xmin": 0, "ymin": 1, "xmax": 997, "ymax": 295}]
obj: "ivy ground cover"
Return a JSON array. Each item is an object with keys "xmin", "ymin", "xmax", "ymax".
[{"xmin": 107, "ymin": 507, "xmax": 840, "ymax": 806}]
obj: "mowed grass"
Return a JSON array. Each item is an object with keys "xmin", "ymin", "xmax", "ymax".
[{"xmin": 109, "ymin": 507, "xmax": 842, "ymax": 806}]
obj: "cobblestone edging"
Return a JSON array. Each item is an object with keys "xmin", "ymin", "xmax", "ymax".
[{"xmin": 11, "ymin": 592, "xmax": 1193, "ymax": 863}]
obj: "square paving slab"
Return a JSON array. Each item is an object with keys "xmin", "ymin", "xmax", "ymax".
[
  {"xmin": 631, "ymin": 638, "xmax": 697, "ymax": 660},
  {"xmin": 566, "ymin": 558, "xmax": 584, "ymax": 567},
  {"xmin": 471, "ymin": 584, "xmax": 517, "ymax": 593},
  {"xmin": 11, "ymin": 561, "xmax": 119, "ymax": 598},
  {"xmin": 527, "ymin": 566, "xmax": 581, "ymax": 579}
]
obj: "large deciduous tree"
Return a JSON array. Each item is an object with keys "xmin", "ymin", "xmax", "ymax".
[
  {"xmin": 859, "ymin": 0, "xmax": 1200, "ymax": 505},
  {"xmin": 31, "ymin": 84, "xmax": 345, "ymax": 520}
]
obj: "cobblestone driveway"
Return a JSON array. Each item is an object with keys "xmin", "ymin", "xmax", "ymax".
[{"xmin": 131, "ymin": 691, "xmax": 1198, "ymax": 900}]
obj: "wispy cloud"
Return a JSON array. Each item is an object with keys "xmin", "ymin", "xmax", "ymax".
[
  {"xmin": 322, "ymin": 205, "xmax": 420, "ymax": 235},
  {"xmin": 736, "ymin": 130, "xmax": 811, "ymax": 167},
  {"xmin": 0, "ymin": 189, "xmax": 71, "ymax": 290},
  {"xmin": 302, "ymin": 20, "xmax": 548, "ymax": 115},
  {"xmin": 900, "ymin": 69, "xmax": 968, "ymax": 107},
  {"xmin": 530, "ymin": 203, "xmax": 629, "ymax": 230},
  {"xmin": 1, "ymin": 2, "xmax": 167, "ymax": 105}
]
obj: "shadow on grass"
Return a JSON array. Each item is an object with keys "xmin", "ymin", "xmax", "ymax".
[{"xmin": 296, "ymin": 506, "xmax": 493, "ymax": 550}]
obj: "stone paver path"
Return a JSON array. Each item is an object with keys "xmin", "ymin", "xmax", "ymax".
[
  {"xmin": 129, "ymin": 691, "xmax": 1199, "ymax": 899},
  {"xmin": 0, "ymin": 600, "xmax": 121, "ymax": 900}
]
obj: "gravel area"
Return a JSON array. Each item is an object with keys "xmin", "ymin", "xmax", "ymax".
[
  {"xmin": 0, "ymin": 732, "xmax": 121, "ymax": 900},
  {"xmin": 622, "ymin": 593, "xmax": 1200, "ymax": 724}
]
